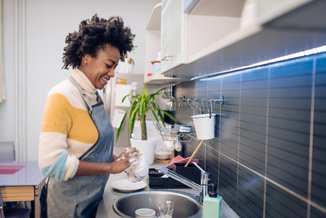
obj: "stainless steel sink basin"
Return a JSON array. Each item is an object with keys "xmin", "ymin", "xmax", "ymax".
[{"xmin": 113, "ymin": 190, "xmax": 202, "ymax": 217}]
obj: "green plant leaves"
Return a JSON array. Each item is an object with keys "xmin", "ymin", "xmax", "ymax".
[{"xmin": 115, "ymin": 85, "xmax": 177, "ymax": 141}]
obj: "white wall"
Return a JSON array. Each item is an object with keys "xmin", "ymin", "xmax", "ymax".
[
  {"xmin": 0, "ymin": 0, "xmax": 160, "ymax": 161},
  {"xmin": 0, "ymin": 0, "xmax": 16, "ymax": 144}
]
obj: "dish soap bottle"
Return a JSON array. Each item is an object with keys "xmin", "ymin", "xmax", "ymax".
[{"xmin": 203, "ymin": 183, "xmax": 222, "ymax": 218}]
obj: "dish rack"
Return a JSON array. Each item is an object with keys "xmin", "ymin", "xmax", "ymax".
[
  {"xmin": 155, "ymin": 122, "xmax": 194, "ymax": 142},
  {"xmin": 148, "ymin": 165, "xmax": 201, "ymax": 189}
]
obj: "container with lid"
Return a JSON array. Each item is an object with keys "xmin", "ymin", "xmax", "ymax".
[{"xmin": 135, "ymin": 208, "xmax": 156, "ymax": 218}]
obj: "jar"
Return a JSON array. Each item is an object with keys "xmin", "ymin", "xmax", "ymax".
[{"xmin": 126, "ymin": 155, "xmax": 149, "ymax": 182}]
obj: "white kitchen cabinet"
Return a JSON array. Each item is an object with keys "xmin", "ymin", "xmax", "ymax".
[
  {"xmin": 144, "ymin": 3, "xmax": 161, "ymax": 75},
  {"xmin": 258, "ymin": 0, "xmax": 312, "ymax": 24},
  {"xmin": 161, "ymin": 0, "xmax": 326, "ymax": 80},
  {"xmin": 144, "ymin": 3, "xmax": 184, "ymax": 85},
  {"xmin": 160, "ymin": 0, "xmax": 187, "ymax": 73},
  {"xmin": 160, "ymin": 0, "xmax": 245, "ymax": 72},
  {"xmin": 186, "ymin": 0, "xmax": 244, "ymax": 62}
]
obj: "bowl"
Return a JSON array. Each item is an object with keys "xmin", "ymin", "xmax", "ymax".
[
  {"xmin": 155, "ymin": 151, "xmax": 171, "ymax": 160},
  {"xmin": 113, "ymin": 190, "xmax": 201, "ymax": 217}
]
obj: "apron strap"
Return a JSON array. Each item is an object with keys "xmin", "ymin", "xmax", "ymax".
[{"xmin": 69, "ymin": 76, "xmax": 102, "ymax": 114}]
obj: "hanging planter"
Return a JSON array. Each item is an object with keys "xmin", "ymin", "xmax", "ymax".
[{"xmin": 191, "ymin": 113, "xmax": 216, "ymax": 140}]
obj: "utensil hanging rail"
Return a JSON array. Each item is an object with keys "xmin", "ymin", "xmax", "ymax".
[
  {"xmin": 178, "ymin": 95, "xmax": 224, "ymax": 114},
  {"xmin": 178, "ymin": 95, "xmax": 224, "ymax": 105}
]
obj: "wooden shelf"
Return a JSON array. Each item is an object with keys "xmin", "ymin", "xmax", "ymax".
[{"xmin": 144, "ymin": 74, "xmax": 185, "ymax": 85}]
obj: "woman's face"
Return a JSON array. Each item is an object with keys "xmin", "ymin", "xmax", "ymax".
[{"xmin": 79, "ymin": 44, "xmax": 120, "ymax": 89}]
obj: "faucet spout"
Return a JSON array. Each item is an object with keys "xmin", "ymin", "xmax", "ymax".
[
  {"xmin": 159, "ymin": 165, "xmax": 209, "ymax": 204},
  {"xmin": 159, "ymin": 166, "xmax": 202, "ymax": 192}
]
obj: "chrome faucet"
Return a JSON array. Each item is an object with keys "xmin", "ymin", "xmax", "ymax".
[{"xmin": 159, "ymin": 162, "xmax": 209, "ymax": 204}]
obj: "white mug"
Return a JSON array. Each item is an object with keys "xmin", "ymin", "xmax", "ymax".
[{"xmin": 135, "ymin": 208, "xmax": 156, "ymax": 218}]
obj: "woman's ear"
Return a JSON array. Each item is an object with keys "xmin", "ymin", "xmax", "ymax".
[{"xmin": 82, "ymin": 54, "xmax": 91, "ymax": 64}]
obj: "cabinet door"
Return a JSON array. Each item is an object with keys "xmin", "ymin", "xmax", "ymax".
[
  {"xmin": 258, "ymin": 0, "xmax": 311, "ymax": 23},
  {"xmin": 161, "ymin": 0, "xmax": 186, "ymax": 73}
]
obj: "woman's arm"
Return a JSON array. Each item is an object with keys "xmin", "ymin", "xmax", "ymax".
[
  {"xmin": 76, "ymin": 158, "xmax": 131, "ymax": 176},
  {"xmin": 112, "ymin": 154, "xmax": 119, "ymax": 161},
  {"xmin": 76, "ymin": 147, "xmax": 137, "ymax": 176}
]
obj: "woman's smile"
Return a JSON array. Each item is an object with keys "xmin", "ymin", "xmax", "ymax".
[
  {"xmin": 80, "ymin": 44, "xmax": 120, "ymax": 89},
  {"xmin": 100, "ymin": 74, "xmax": 110, "ymax": 86}
]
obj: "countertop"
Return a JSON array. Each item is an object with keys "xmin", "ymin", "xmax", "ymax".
[{"xmin": 96, "ymin": 147, "xmax": 239, "ymax": 218}]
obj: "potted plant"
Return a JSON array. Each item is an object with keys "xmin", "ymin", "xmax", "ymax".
[{"xmin": 116, "ymin": 84, "xmax": 176, "ymax": 164}]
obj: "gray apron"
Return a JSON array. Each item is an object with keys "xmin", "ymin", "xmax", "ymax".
[{"xmin": 47, "ymin": 77, "xmax": 114, "ymax": 218}]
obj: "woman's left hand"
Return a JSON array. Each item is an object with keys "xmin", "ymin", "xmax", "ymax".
[
  {"xmin": 109, "ymin": 156, "xmax": 132, "ymax": 174},
  {"xmin": 116, "ymin": 147, "xmax": 138, "ymax": 161}
]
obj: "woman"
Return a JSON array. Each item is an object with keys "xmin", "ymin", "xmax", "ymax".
[{"xmin": 38, "ymin": 14, "xmax": 136, "ymax": 217}]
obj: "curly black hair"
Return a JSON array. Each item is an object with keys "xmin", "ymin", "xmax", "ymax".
[{"xmin": 62, "ymin": 14, "xmax": 135, "ymax": 69}]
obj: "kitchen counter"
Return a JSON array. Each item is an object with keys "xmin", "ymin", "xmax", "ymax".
[
  {"xmin": 96, "ymin": 147, "xmax": 239, "ymax": 218},
  {"xmin": 96, "ymin": 169, "xmax": 132, "ymax": 218}
]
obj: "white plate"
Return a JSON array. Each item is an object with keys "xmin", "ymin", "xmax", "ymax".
[{"xmin": 111, "ymin": 179, "xmax": 147, "ymax": 192}]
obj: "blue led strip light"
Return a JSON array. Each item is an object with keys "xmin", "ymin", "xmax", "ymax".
[{"xmin": 191, "ymin": 45, "xmax": 326, "ymax": 81}]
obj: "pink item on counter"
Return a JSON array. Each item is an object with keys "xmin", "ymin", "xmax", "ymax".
[
  {"xmin": 0, "ymin": 165, "xmax": 25, "ymax": 174},
  {"xmin": 166, "ymin": 155, "xmax": 198, "ymax": 169}
]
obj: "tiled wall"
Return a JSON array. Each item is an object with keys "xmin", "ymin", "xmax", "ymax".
[{"xmin": 174, "ymin": 53, "xmax": 326, "ymax": 218}]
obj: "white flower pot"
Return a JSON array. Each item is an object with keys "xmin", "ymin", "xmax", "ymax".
[
  {"xmin": 130, "ymin": 138, "xmax": 158, "ymax": 165},
  {"xmin": 191, "ymin": 113, "xmax": 216, "ymax": 140}
]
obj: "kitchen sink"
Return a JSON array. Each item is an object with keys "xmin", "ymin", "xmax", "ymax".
[{"xmin": 112, "ymin": 190, "xmax": 202, "ymax": 217}]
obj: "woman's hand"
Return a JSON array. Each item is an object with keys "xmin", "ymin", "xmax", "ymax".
[
  {"xmin": 110, "ymin": 147, "xmax": 139, "ymax": 174},
  {"xmin": 76, "ymin": 147, "xmax": 140, "ymax": 176},
  {"xmin": 116, "ymin": 147, "xmax": 138, "ymax": 161},
  {"xmin": 109, "ymin": 158, "xmax": 131, "ymax": 174}
]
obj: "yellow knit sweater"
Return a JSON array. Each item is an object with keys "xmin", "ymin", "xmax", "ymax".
[{"xmin": 38, "ymin": 69, "xmax": 100, "ymax": 181}]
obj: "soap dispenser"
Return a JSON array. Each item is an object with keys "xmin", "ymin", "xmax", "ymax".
[{"xmin": 203, "ymin": 183, "xmax": 222, "ymax": 218}]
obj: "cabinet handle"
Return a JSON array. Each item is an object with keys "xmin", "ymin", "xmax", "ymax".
[{"xmin": 161, "ymin": 55, "xmax": 173, "ymax": 61}]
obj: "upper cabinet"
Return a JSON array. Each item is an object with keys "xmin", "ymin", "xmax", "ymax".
[
  {"xmin": 185, "ymin": 0, "xmax": 244, "ymax": 63},
  {"xmin": 161, "ymin": 0, "xmax": 326, "ymax": 79},
  {"xmin": 144, "ymin": 0, "xmax": 184, "ymax": 85},
  {"xmin": 160, "ymin": 0, "xmax": 245, "ymax": 74},
  {"xmin": 258, "ymin": 0, "xmax": 312, "ymax": 24},
  {"xmin": 144, "ymin": 3, "xmax": 163, "ymax": 84},
  {"xmin": 146, "ymin": 0, "xmax": 326, "ymax": 80},
  {"xmin": 144, "ymin": 3, "xmax": 161, "ymax": 75},
  {"xmin": 160, "ymin": 0, "xmax": 187, "ymax": 73}
]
